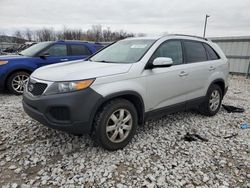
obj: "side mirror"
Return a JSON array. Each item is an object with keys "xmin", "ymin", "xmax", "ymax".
[
  {"xmin": 39, "ymin": 52, "xmax": 50, "ymax": 58},
  {"xmin": 152, "ymin": 57, "xmax": 173, "ymax": 68}
]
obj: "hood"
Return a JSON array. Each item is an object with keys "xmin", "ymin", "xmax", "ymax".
[
  {"xmin": 0, "ymin": 55, "xmax": 31, "ymax": 61},
  {"xmin": 32, "ymin": 60, "xmax": 133, "ymax": 82}
]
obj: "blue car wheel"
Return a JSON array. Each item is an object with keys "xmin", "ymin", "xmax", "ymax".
[{"xmin": 7, "ymin": 71, "xmax": 30, "ymax": 95}]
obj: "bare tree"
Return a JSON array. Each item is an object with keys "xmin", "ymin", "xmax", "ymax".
[
  {"xmin": 24, "ymin": 29, "xmax": 33, "ymax": 41},
  {"xmin": 91, "ymin": 25, "xmax": 103, "ymax": 42},
  {"xmin": 62, "ymin": 27, "xmax": 73, "ymax": 40},
  {"xmin": 71, "ymin": 29, "xmax": 82, "ymax": 40},
  {"xmin": 13, "ymin": 30, "xmax": 25, "ymax": 43},
  {"xmin": 11, "ymin": 25, "xmax": 137, "ymax": 43},
  {"xmin": 35, "ymin": 28, "xmax": 56, "ymax": 42},
  {"xmin": 103, "ymin": 27, "xmax": 113, "ymax": 41},
  {"xmin": 56, "ymin": 27, "xmax": 83, "ymax": 40}
]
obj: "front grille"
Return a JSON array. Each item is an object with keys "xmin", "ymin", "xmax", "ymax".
[
  {"xmin": 27, "ymin": 80, "xmax": 47, "ymax": 96},
  {"xmin": 49, "ymin": 107, "xmax": 70, "ymax": 121}
]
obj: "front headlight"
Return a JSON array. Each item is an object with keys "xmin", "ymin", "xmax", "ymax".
[
  {"xmin": 0, "ymin": 61, "xmax": 8, "ymax": 65},
  {"xmin": 44, "ymin": 79, "xmax": 95, "ymax": 95}
]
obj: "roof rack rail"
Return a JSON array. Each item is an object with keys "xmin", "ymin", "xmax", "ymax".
[{"xmin": 168, "ymin": 34, "xmax": 208, "ymax": 41}]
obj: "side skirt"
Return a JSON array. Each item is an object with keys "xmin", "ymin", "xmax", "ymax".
[{"xmin": 144, "ymin": 97, "xmax": 205, "ymax": 121}]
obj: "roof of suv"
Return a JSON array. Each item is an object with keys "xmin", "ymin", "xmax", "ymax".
[
  {"xmin": 124, "ymin": 34, "xmax": 209, "ymax": 42},
  {"xmin": 55, "ymin": 40, "xmax": 103, "ymax": 45},
  {"xmin": 37, "ymin": 40, "xmax": 104, "ymax": 46}
]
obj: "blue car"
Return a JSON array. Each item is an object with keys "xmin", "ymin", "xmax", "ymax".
[{"xmin": 0, "ymin": 40, "xmax": 103, "ymax": 94}]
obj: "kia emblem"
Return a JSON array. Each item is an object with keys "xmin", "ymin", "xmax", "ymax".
[{"xmin": 28, "ymin": 84, "xmax": 34, "ymax": 92}]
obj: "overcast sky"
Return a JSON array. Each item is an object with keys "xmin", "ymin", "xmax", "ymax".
[{"xmin": 0, "ymin": 0, "xmax": 250, "ymax": 37}]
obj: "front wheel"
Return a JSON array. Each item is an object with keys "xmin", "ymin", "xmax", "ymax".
[
  {"xmin": 7, "ymin": 71, "xmax": 30, "ymax": 95},
  {"xmin": 199, "ymin": 84, "xmax": 222, "ymax": 116},
  {"xmin": 93, "ymin": 99, "xmax": 138, "ymax": 151}
]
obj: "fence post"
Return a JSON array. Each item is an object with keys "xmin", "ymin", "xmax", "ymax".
[{"xmin": 247, "ymin": 59, "xmax": 250, "ymax": 79}]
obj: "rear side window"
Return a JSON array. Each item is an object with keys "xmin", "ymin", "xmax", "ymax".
[
  {"xmin": 184, "ymin": 41, "xmax": 207, "ymax": 63},
  {"xmin": 203, "ymin": 43, "xmax": 220, "ymax": 60},
  {"xmin": 151, "ymin": 40, "xmax": 183, "ymax": 65},
  {"xmin": 70, "ymin": 45, "xmax": 92, "ymax": 56},
  {"xmin": 95, "ymin": 45, "xmax": 104, "ymax": 52}
]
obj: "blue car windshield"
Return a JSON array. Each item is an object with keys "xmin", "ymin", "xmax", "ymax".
[
  {"xmin": 20, "ymin": 42, "xmax": 52, "ymax": 57},
  {"xmin": 90, "ymin": 39, "xmax": 156, "ymax": 63}
]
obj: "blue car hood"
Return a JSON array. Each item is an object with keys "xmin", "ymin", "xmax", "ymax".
[{"xmin": 0, "ymin": 55, "xmax": 31, "ymax": 61}]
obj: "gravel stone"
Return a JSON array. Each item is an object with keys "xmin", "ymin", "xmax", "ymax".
[
  {"xmin": 8, "ymin": 165, "xmax": 17, "ymax": 170},
  {"xmin": 20, "ymin": 184, "xmax": 30, "ymax": 188},
  {"xmin": 156, "ymin": 175, "xmax": 165, "ymax": 186},
  {"xmin": 11, "ymin": 183, "xmax": 18, "ymax": 188},
  {"xmin": 203, "ymin": 174, "xmax": 210, "ymax": 182},
  {"xmin": 0, "ymin": 75, "xmax": 249, "ymax": 187},
  {"xmin": 116, "ymin": 183, "xmax": 126, "ymax": 188},
  {"xmin": 147, "ymin": 174, "xmax": 156, "ymax": 182},
  {"xmin": 14, "ymin": 168, "xmax": 22, "ymax": 174},
  {"xmin": 100, "ymin": 178, "xmax": 106, "ymax": 184}
]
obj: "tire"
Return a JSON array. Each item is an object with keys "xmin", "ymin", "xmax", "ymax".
[
  {"xmin": 199, "ymin": 84, "xmax": 222, "ymax": 116},
  {"xmin": 7, "ymin": 71, "xmax": 30, "ymax": 95},
  {"xmin": 92, "ymin": 98, "xmax": 138, "ymax": 151}
]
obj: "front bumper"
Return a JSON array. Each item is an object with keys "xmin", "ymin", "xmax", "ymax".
[{"xmin": 23, "ymin": 88, "xmax": 103, "ymax": 134}]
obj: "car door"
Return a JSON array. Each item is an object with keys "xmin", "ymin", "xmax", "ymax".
[
  {"xmin": 35, "ymin": 44, "xmax": 68, "ymax": 67},
  {"xmin": 144, "ymin": 40, "xmax": 189, "ymax": 112},
  {"xmin": 182, "ymin": 40, "xmax": 213, "ymax": 103},
  {"xmin": 68, "ymin": 44, "xmax": 92, "ymax": 61}
]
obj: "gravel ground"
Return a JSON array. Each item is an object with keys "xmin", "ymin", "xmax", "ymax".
[{"xmin": 0, "ymin": 75, "xmax": 249, "ymax": 188}]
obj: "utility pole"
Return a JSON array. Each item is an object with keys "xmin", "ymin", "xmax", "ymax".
[{"xmin": 203, "ymin": 14, "xmax": 210, "ymax": 38}]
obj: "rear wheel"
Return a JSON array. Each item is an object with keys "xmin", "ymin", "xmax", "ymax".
[
  {"xmin": 199, "ymin": 84, "xmax": 222, "ymax": 116},
  {"xmin": 93, "ymin": 99, "xmax": 138, "ymax": 150},
  {"xmin": 7, "ymin": 71, "xmax": 30, "ymax": 95}
]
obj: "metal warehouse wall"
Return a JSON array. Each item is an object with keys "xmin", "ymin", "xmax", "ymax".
[{"xmin": 211, "ymin": 36, "xmax": 250, "ymax": 75}]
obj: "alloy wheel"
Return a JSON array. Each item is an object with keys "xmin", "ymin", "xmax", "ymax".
[
  {"xmin": 106, "ymin": 109, "xmax": 133, "ymax": 143},
  {"xmin": 209, "ymin": 90, "xmax": 221, "ymax": 111},
  {"xmin": 11, "ymin": 74, "xmax": 29, "ymax": 94}
]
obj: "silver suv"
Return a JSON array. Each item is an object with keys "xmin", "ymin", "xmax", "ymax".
[{"xmin": 23, "ymin": 35, "xmax": 229, "ymax": 150}]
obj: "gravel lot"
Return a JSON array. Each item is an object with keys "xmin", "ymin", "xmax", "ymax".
[{"xmin": 0, "ymin": 75, "xmax": 249, "ymax": 188}]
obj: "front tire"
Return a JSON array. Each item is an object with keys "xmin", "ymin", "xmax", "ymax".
[
  {"xmin": 7, "ymin": 71, "xmax": 30, "ymax": 95},
  {"xmin": 199, "ymin": 84, "xmax": 222, "ymax": 116},
  {"xmin": 93, "ymin": 99, "xmax": 138, "ymax": 151}
]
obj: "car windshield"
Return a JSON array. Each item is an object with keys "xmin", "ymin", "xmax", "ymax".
[
  {"xmin": 19, "ymin": 42, "xmax": 52, "ymax": 57},
  {"xmin": 90, "ymin": 39, "xmax": 156, "ymax": 63}
]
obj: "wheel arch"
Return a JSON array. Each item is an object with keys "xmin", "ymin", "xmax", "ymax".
[
  {"xmin": 92, "ymin": 91, "xmax": 145, "ymax": 129},
  {"xmin": 210, "ymin": 78, "xmax": 225, "ymax": 96},
  {"xmin": 5, "ymin": 68, "xmax": 33, "ymax": 88}
]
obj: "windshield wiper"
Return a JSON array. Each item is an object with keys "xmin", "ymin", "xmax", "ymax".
[
  {"xmin": 95, "ymin": 60, "xmax": 109, "ymax": 63},
  {"xmin": 18, "ymin": 53, "xmax": 23, "ymax": 56},
  {"xmin": 95, "ymin": 60, "xmax": 121, "ymax": 63}
]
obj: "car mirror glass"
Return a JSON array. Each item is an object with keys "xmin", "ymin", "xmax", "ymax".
[{"xmin": 39, "ymin": 52, "xmax": 50, "ymax": 58}]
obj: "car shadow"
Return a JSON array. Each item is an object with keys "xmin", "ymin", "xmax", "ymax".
[{"xmin": 0, "ymin": 90, "xmax": 12, "ymax": 95}]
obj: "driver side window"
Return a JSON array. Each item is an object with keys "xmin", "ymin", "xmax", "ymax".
[
  {"xmin": 44, "ymin": 44, "xmax": 67, "ymax": 56},
  {"xmin": 151, "ymin": 40, "xmax": 183, "ymax": 65}
]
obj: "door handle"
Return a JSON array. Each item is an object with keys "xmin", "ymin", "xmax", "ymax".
[
  {"xmin": 209, "ymin": 66, "xmax": 216, "ymax": 71},
  {"xmin": 179, "ymin": 71, "xmax": 188, "ymax": 77},
  {"xmin": 60, "ymin": 59, "xmax": 68, "ymax": 61}
]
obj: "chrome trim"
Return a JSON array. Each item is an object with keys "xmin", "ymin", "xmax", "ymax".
[{"xmin": 26, "ymin": 77, "xmax": 54, "ymax": 97}]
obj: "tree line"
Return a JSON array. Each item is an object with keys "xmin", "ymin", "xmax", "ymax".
[{"xmin": 11, "ymin": 25, "xmax": 146, "ymax": 43}]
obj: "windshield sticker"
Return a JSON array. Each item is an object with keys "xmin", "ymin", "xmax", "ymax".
[{"xmin": 130, "ymin": 44, "xmax": 147, "ymax": 49}]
